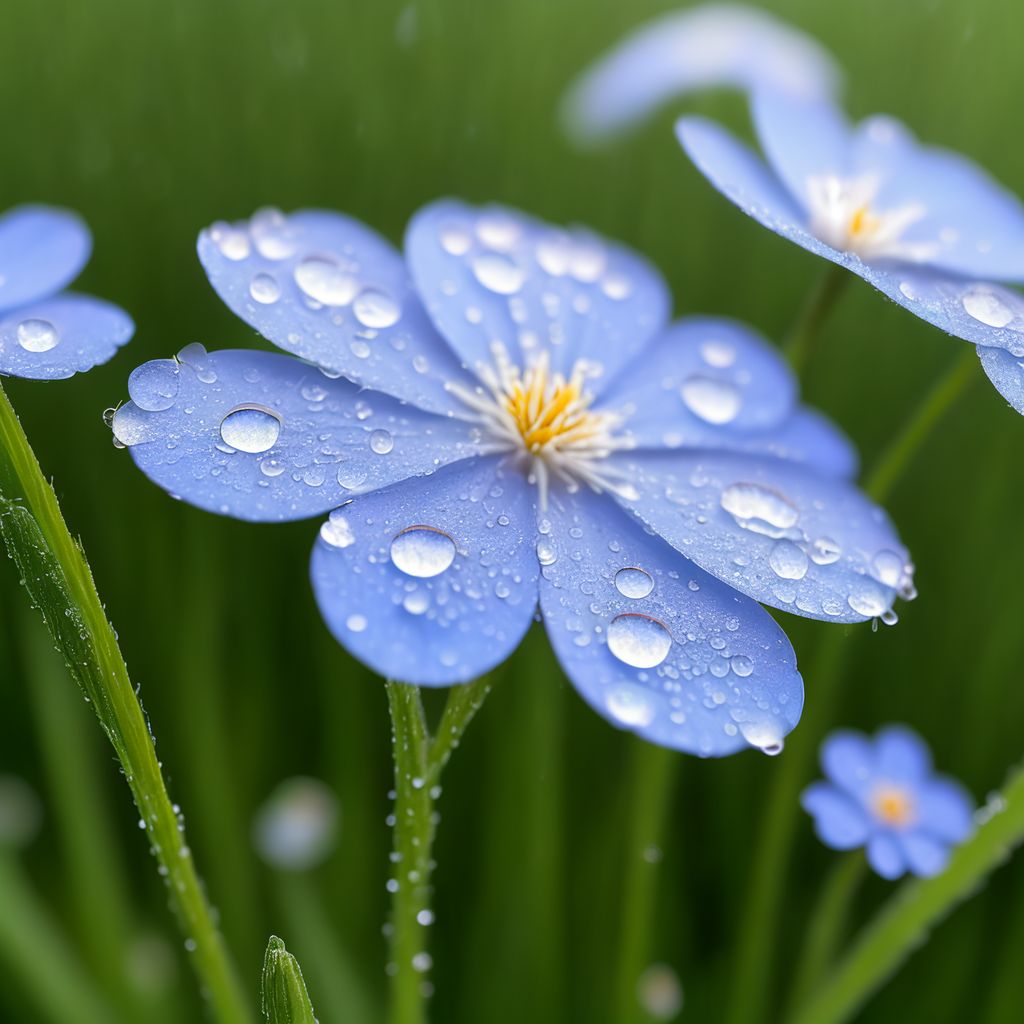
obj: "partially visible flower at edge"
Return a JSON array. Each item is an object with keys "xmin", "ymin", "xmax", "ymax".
[
  {"xmin": 0, "ymin": 204, "xmax": 134, "ymax": 380},
  {"xmin": 802, "ymin": 725, "xmax": 974, "ymax": 879}
]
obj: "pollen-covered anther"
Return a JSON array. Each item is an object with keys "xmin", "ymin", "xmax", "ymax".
[
  {"xmin": 806, "ymin": 173, "xmax": 939, "ymax": 262},
  {"xmin": 446, "ymin": 342, "xmax": 634, "ymax": 507}
]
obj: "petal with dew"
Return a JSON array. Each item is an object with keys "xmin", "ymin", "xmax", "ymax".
[
  {"xmin": 405, "ymin": 198, "xmax": 671, "ymax": 392},
  {"xmin": 113, "ymin": 348, "xmax": 479, "ymax": 522},
  {"xmin": 801, "ymin": 782, "xmax": 872, "ymax": 850},
  {"xmin": 874, "ymin": 724, "xmax": 932, "ymax": 784},
  {"xmin": 309, "ymin": 456, "xmax": 539, "ymax": 686},
  {"xmin": 0, "ymin": 205, "xmax": 92, "ymax": 314},
  {"xmin": 611, "ymin": 449, "xmax": 913, "ymax": 623},
  {"xmin": 916, "ymin": 777, "xmax": 975, "ymax": 845},
  {"xmin": 537, "ymin": 488, "xmax": 802, "ymax": 757},
  {"xmin": 977, "ymin": 344, "xmax": 1024, "ymax": 412},
  {"xmin": 197, "ymin": 207, "xmax": 474, "ymax": 418},
  {"xmin": 867, "ymin": 833, "xmax": 906, "ymax": 880},
  {"xmin": 0, "ymin": 293, "xmax": 134, "ymax": 380}
]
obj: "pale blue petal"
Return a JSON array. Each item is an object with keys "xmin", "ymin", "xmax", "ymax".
[
  {"xmin": 867, "ymin": 833, "xmax": 906, "ymax": 880},
  {"xmin": 977, "ymin": 344, "xmax": 1024, "ymax": 412},
  {"xmin": 874, "ymin": 725, "xmax": 932, "ymax": 784},
  {"xmin": 0, "ymin": 293, "xmax": 134, "ymax": 380},
  {"xmin": 537, "ymin": 488, "xmax": 802, "ymax": 757},
  {"xmin": 197, "ymin": 208, "xmax": 473, "ymax": 417},
  {"xmin": 0, "ymin": 205, "xmax": 92, "ymax": 314},
  {"xmin": 748, "ymin": 406, "xmax": 859, "ymax": 479},
  {"xmin": 820, "ymin": 729, "xmax": 875, "ymax": 799},
  {"xmin": 611, "ymin": 450, "xmax": 913, "ymax": 623},
  {"xmin": 405, "ymin": 198, "xmax": 671, "ymax": 393},
  {"xmin": 560, "ymin": 3, "xmax": 840, "ymax": 146},
  {"xmin": 899, "ymin": 831, "xmax": 950, "ymax": 878},
  {"xmin": 801, "ymin": 781, "xmax": 871, "ymax": 849},
  {"xmin": 917, "ymin": 777, "xmax": 975, "ymax": 844},
  {"xmin": 309, "ymin": 456, "xmax": 539, "ymax": 686},
  {"xmin": 112, "ymin": 348, "xmax": 478, "ymax": 522}
]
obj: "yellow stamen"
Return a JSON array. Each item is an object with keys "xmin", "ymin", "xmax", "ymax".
[{"xmin": 870, "ymin": 784, "xmax": 916, "ymax": 828}]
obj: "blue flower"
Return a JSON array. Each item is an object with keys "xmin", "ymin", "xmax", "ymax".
[
  {"xmin": 676, "ymin": 91, "xmax": 1024, "ymax": 410},
  {"xmin": 801, "ymin": 725, "xmax": 974, "ymax": 879},
  {"xmin": 0, "ymin": 205, "xmax": 134, "ymax": 379},
  {"xmin": 111, "ymin": 201, "xmax": 914, "ymax": 756}
]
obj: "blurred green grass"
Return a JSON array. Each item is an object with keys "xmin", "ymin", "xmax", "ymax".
[{"xmin": 1, "ymin": 0, "xmax": 1024, "ymax": 1021}]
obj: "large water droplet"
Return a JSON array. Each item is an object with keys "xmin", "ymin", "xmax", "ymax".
[
  {"xmin": 768, "ymin": 540, "xmax": 808, "ymax": 580},
  {"xmin": 320, "ymin": 511, "xmax": 355, "ymax": 548},
  {"xmin": 439, "ymin": 223, "xmax": 472, "ymax": 255},
  {"xmin": 681, "ymin": 376, "xmax": 742, "ymax": 424},
  {"xmin": 219, "ymin": 405, "xmax": 282, "ymax": 453},
  {"xmin": 730, "ymin": 655, "xmax": 753, "ymax": 677},
  {"xmin": 369, "ymin": 428, "xmax": 394, "ymax": 454},
  {"xmin": 848, "ymin": 587, "xmax": 889, "ymax": 618},
  {"xmin": 391, "ymin": 527, "xmax": 457, "ymax": 578},
  {"xmin": 614, "ymin": 567, "xmax": 654, "ymax": 599},
  {"xmin": 605, "ymin": 684, "xmax": 656, "ymax": 727},
  {"xmin": 337, "ymin": 462, "xmax": 368, "ymax": 489},
  {"xmin": 472, "ymin": 254, "xmax": 524, "ymax": 294},
  {"xmin": 353, "ymin": 290, "xmax": 401, "ymax": 328},
  {"xmin": 607, "ymin": 614, "xmax": 672, "ymax": 668},
  {"xmin": 871, "ymin": 549, "xmax": 904, "ymax": 587},
  {"xmin": 17, "ymin": 319, "xmax": 60, "ymax": 352},
  {"xmin": 700, "ymin": 339, "xmax": 736, "ymax": 367},
  {"xmin": 294, "ymin": 258, "xmax": 359, "ymax": 306},
  {"xmin": 208, "ymin": 221, "xmax": 251, "ymax": 260},
  {"xmin": 721, "ymin": 483, "xmax": 798, "ymax": 536},
  {"xmin": 250, "ymin": 273, "xmax": 281, "ymax": 304},
  {"xmin": 128, "ymin": 361, "xmax": 179, "ymax": 411},
  {"xmin": 809, "ymin": 536, "xmax": 842, "ymax": 564},
  {"xmin": 739, "ymin": 721, "xmax": 784, "ymax": 755},
  {"xmin": 250, "ymin": 207, "xmax": 299, "ymax": 259},
  {"xmin": 536, "ymin": 538, "xmax": 558, "ymax": 565},
  {"xmin": 963, "ymin": 290, "xmax": 1014, "ymax": 328}
]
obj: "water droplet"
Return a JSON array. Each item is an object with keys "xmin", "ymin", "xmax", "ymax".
[
  {"xmin": 809, "ymin": 536, "xmax": 842, "ymax": 564},
  {"xmin": 413, "ymin": 354, "xmax": 429, "ymax": 373},
  {"xmin": 569, "ymin": 244, "xmax": 606, "ymax": 282},
  {"xmin": 681, "ymin": 376, "xmax": 742, "ymax": 424},
  {"xmin": 403, "ymin": 591, "xmax": 430, "ymax": 615},
  {"xmin": 349, "ymin": 340, "xmax": 371, "ymax": 358},
  {"xmin": 320, "ymin": 512, "xmax": 355, "ymax": 548},
  {"xmin": 963, "ymin": 290, "xmax": 1014, "ymax": 328},
  {"xmin": 219, "ymin": 405, "xmax": 282, "ymax": 453},
  {"xmin": 721, "ymin": 483, "xmax": 798, "ymax": 535},
  {"xmin": 607, "ymin": 615, "xmax": 672, "ymax": 668},
  {"xmin": 614, "ymin": 567, "xmax": 654, "ymax": 599},
  {"xmin": 536, "ymin": 538, "xmax": 558, "ymax": 565},
  {"xmin": 347, "ymin": 614, "xmax": 368, "ymax": 632},
  {"xmin": 261, "ymin": 458, "xmax": 286, "ymax": 477},
  {"xmin": 536, "ymin": 235, "xmax": 571, "ymax": 275},
  {"xmin": 337, "ymin": 462, "xmax": 368, "ymax": 489},
  {"xmin": 739, "ymin": 721, "xmax": 784, "ymax": 754},
  {"xmin": 243, "ymin": 367, "xmax": 261, "ymax": 383},
  {"xmin": 848, "ymin": 587, "xmax": 889, "ymax": 618},
  {"xmin": 294, "ymin": 257, "xmax": 359, "ymax": 306},
  {"xmin": 391, "ymin": 527, "xmax": 457, "ymax": 578},
  {"xmin": 301, "ymin": 385, "xmax": 328, "ymax": 402},
  {"xmin": 354, "ymin": 290, "xmax": 401, "ymax": 328},
  {"xmin": 472, "ymin": 254, "xmax": 524, "ymax": 294},
  {"xmin": 17, "ymin": 319, "xmax": 60, "ymax": 352},
  {"xmin": 700, "ymin": 339, "xmax": 736, "ymax": 367},
  {"xmin": 600, "ymin": 273, "xmax": 632, "ymax": 300},
  {"xmin": 730, "ymin": 655, "xmax": 753, "ymax": 677},
  {"xmin": 439, "ymin": 223, "xmax": 472, "ymax": 255},
  {"xmin": 250, "ymin": 207, "xmax": 298, "ymax": 259},
  {"xmin": 605, "ymin": 684, "xmax": 656, "ymax": 726},
  {"xmin": 303, "ymin": 467, "xmax": 326, "ymax": 486},
  {"xmin": 495, "ymin": 581, "xmax": 510, "ymax": 598},
  {"xmin": 476, "ymin": 216, "xmax": 520, "ymax": 252},
  {"xmin": 368, "ymin": 428, "xmax": 394, "ymax": 454},
  {"xmin": 209, "ymin": 221, "xmax": 251, "ymax": 260},
  {"xmin": 128, "ymin": 361, "xmax": 179, "ymax": 411},
  {"xmin": 871, "ymin": 549, "xmax": 904, "ymax": 587},
  {"xmin": 768, "ymin": 540, "xmax": 808, "ymax": 580},
  {"xmin": 250, "ymin": 273, "xmax": 281, "ymax": 304}
]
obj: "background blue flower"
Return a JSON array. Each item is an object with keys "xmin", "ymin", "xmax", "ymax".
[{"xmin": 802, "ymin": 725, "xmax": 975, "ymax": 879}]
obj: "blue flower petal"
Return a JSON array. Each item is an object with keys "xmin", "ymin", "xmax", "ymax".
[
  {"xmin": 405, "ymin": 198, "xmax": 671, "ymax": 394},
  {"xmin": 977, "ymin": 344, "xmax": 1024, "ymax": 411},
  {"xmin": 874, "ymin": 724, "xmax": 932, "ymax": 783},
  {"xmin": 867, "ymin": 833, "xmax": 906, "ymax": 880},
  {"xmin": 0, "ymin": 293, "xmax": 134, "ymax": 380},
  {"xmin": 0, "ymin": 205, "xmax": 92, "ymax": 314},
  {"xmin": 197, "ymin": 207, "xmax": 473, "ymax": 417},
  {"xmin": 748, "ymin": 406, "xmax": 859, "ymax": 479},
  {"xmin": 916, "ymin": 778, "xmax": 975, "ymax": 844},
  {"xmin": 309, "ymin": 456, "xmax": 539, "ymax": 686},
  {"xmin": 800, "ymin": 781, "xmax": 871, "ymax": 849},
  {"xmin": 536, "ymin": 487, "xmax": 802, "ymax": 757},
  {"xmin": 112, "ymin": 348, "xmax": 479, "ymax": 522},
  {"xmin": 820, "ymin": 729, "xmax": 875, "ymax": 798},
  {"xmin": 560, "ymin": 3, "xmax": 841, "ymax": 146},
  {"xmin": 611, "ymin": 450, "xmax": 913, "ymax": 623},
  {"xmin": 898, "ymin": 831, "xmax": 950, "ymax": 878}
]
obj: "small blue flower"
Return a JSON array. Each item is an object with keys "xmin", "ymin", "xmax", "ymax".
[
  {"xmin": 676, "ymin": 90, "xmax": 1024, "ymax": 410},
  {"xmin": 802, "ymin": 725, "xmax": 974, "ymax": 879},
  {"xmin": 0, "ymin": 205, "xmax": 134, "ymax": 379},
  {"xmin": 111, "ymin": 201, "xmax": 915, "ymax": 756}
]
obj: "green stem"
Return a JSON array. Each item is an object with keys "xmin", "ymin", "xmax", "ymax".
[
  {"xmin": 786, "ymin": 764, "xmax": 1024, "ymax": 1024},
  {"xmin": 613, "ymin": 740, "xmax": 679, "ymax": 1024},
  {"xmin": 385, "ymin": 676, "xmax": 492, "ymax": 1024},
  {"xmin": 783, "ymin": 265, "xmax": 849, "ymax": 374},
  {"xmin": 785, "ymin": 850, "xmax": 866, "ymax": 1018},
  {"xmin": 866, "ymin": 346, "xmax": 979, "ymax": 504},
  {"xmin": 0, "ymin": 381, "xmax": 251, "ymax": 1024}
]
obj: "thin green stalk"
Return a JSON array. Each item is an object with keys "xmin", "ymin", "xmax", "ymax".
[
  {"xmin": 0, "ymin": 381, "xmax": 251, "ymax": 1024},
  {"xmin": 866, "ymin": 346, "xmax": 979, "ymax": 503},
  {"xmin": 0, "ymin": 849, "xmax": 121, "ymax": 1024},
  {"xmin": 385, "ymin": 676, "xmax": 492, "ymax": 1024},
  {"xmin": 783, "ymin": 265, "xmax": 849, "ymax": 374},
  {"xmin": 613, "ymin": 740, "xmax": 679, "ymax": 1024},
  {"xmin": 785, "ymin": 850, "xmax": 866, "ymax": 1018},
  {"xmin": 786, "ymin": 763, "xmax": 1024, "ymax": 1024}
]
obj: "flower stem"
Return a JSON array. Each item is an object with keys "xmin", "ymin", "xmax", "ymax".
[
  {"xmin": 613, "ymin": 739, "xmax": 679, "ymax": 1024},
  {"xmin": 385, "ymin": 676, "xmax": 492, "ymax": 1024},
  {"xmin": 865, "ymin": 346, "xmax": 979, "ymax": 504},
  {"xmin": 784, "ymin": 264, "xmax": 849, "ymax": 374},
  {"xmin": 785, "ymin": 764, "xmax": 1024, "ymax": 1024},
  {"xmin": 0, "ymin": 381, "xmax": 251, "ymax": 1024}
]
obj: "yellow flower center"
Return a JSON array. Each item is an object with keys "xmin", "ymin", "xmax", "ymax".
[{"xmin": 870, "ymin": 783, "xmax": 916, "ymax": 829}]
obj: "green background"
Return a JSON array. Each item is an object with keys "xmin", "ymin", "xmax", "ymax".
[{"xmin": 1, "ymin": 0, "xmax": 1022, "ymax": 1021}]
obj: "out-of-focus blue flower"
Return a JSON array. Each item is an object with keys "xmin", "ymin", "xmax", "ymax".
[
  {"xmin": 253, "ymin": 777, "xmax": 340, "ymax": 872},
  {"xmin": 561, "ymin": 3, "xmax": 840, "ymax": 147},
  {"xmin": 801, "ymin": 725, "xmax": 974, "ymax": 879},
  {"xmin": 0, "ymin": 205, "xmax": 134, "ymax": 379},
  {"xmin": 676, "ymin": 91, "xmax": 1024, "ymax": 409},
  {"xmin": 110, "ymin": 201, "xmax": 915, "ymax": 756}
]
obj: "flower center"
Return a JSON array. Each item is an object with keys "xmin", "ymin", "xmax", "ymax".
[
  {"xmin": 805, "ymin": 173, "xmax": 939, "ymax": 262},
  {"xmin": 870, "ymin": 783, "xmax": 916, "ymax": 829},
  {"xmin": 447, "ymin": 342, "xmax": 634, "ymax": 508}
]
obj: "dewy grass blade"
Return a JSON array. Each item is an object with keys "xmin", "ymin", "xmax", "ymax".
[{"xmin": 0, "ymin": 381, "xmax": 252, "ymax": 1024}]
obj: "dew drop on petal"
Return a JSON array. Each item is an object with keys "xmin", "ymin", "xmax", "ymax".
[
  {"xmin": 809, "ymin": 536, "xmax": 842, "ymax": 564},
  {"xmin": 369, "ymin": 428, "xmax": 394, "ymax": 454},
  {"xmin": 768, "ymin": 540, "xmax": 808, "ymax": 580},
  {"xmin": 730, "ymin": 655, "xmax": 753, "ymax": 677},
  {"xmin": 354, "ymin": 290, "xmax": 402, "ymax": 328},
  {"xmin": 294, "ymin": 258, "xmax": 359, "ymax": 306},
  {"xmin": 346, "ymin": 614, "xmax": 368, "ymax": 632},
  {"xmin": 600, "ymin": 273, "xmax": 632, "ymax": 300},
  {"xmin": 535, "ymin": 236, "xmax": 571, "ymax": 276},
  {"xmin": 439, "ymin": 223, "xmax": 472, "ymax": 255},
  {"xmin": 700, "ymin": 339, "xmax": 736, "ymax": 367},
  {"xmin": 536, "ymin": 538, "xmax": 558, "ymax": 565},
  {"xmin": 614, "ymin": 567, "xmax": 654, "ymax": 599},
  {"xmin": 17, "ymin": 319, "xmax": 60, "ymax": 352},
  {"xmin": 128, "ymin": 361, "xmax": 179, "ymax": 411},
  {"xmin": 607, "ymin": 614, "xmax": 672, "ymax": 669},
  {"xmin": 476, "ymin": 216, "xmax": 520, "ymax": 252},
  {"xmin": 320, "ymin": 512, "xmax": 355, "ymax": 548},
  {"xmin": 261, "ymin": 458, "xmax": 286, "ymax": 477},
  {"xmin": 681, "ymin": 376, "xmax": 742, "ymax": 424},
  {"xmin": 721, "ymin": 483, "xmax": 798, "ymax": 533},
  {"xmin": 472, "ymin": 254, "xmax": 524, "ymax": 294},
  {"xmin": 349, "ymin": 340, "xmax": 371, "ymax": 358},
  {"xmin": 250, "ymin": 273, "xmax": 281, "ymax": 304},
  {"xmin": 871, "ymin": 549, "xmax": 904, "ymax": 587},
  {"xmin": 569, "ymin": 244, "xmax": 606, "ymax": 282},
  {"xmin": 219, "ymin": 405, "xmax": 281, "ymax": 453},
  {"xmin": 391, "ymin": 527, "xmax": 457, "ymax": 578},
  {"xmin": 337, "ymin": 462, "xmax": 368, "ymax": 489},
  {"xmin": 848, "ymin": 587, "xmax": 889, "ymax": 618},
  {"xmin": 605, "ymin": 684, "xmax": 656, "ymax": 726},
  {"xmin": 739, "ymin": 721, "xmax": 784, "ymax": 755},
  {"xmin": 250, "ymin": 207, "xmax": 298, "ymax": 259},
  {"xmin": 209, "ymin": 221, "xmax": 251, "ymax": 260},
  {"xmin": 963, "ymin": 290, "xmax": 1014, "ymax": 328},
  {"xmin": 403, "ymin": 591, "xmax": 430, "ymax": 615}
]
